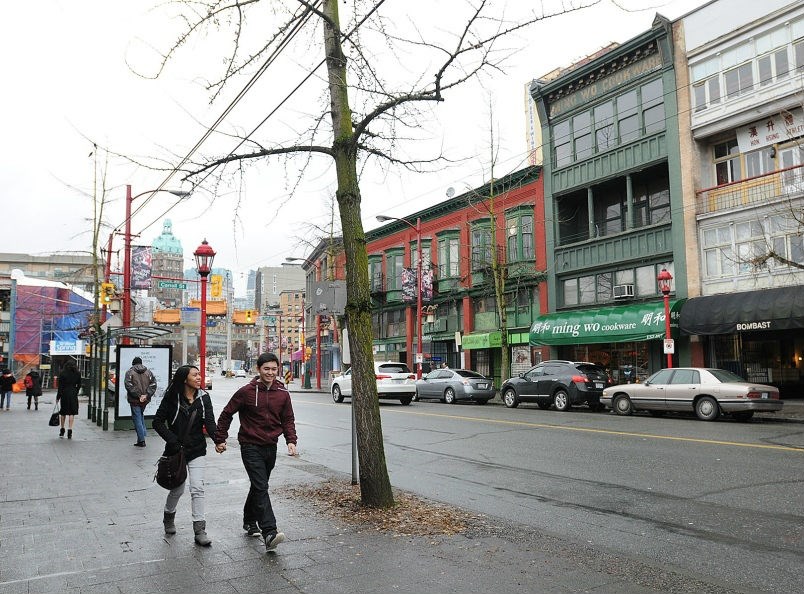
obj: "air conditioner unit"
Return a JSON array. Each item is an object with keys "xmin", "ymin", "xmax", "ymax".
[{"xmin": 613, "ymin": 284, "xmax": 635, "ymax": 299}]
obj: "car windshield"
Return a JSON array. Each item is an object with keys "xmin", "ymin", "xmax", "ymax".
[
  {"xmin": 575, "ymin": 364, "xmax": 605, "ymax": 375},
  {"xmin": 708, "ymin": 369, "xmax": 746, "ymax": 383},
  {"xmin": 455, "ymin": 370, "xmax": 484, "ymax": 378}
]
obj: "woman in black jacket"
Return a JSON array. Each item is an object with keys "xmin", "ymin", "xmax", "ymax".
[
  {"xmin": 152, "ymin": 364, "xmax": 217, "ymax": 546},
  {"xmin": 56, "ymin": 361, "xmax": 82, "ymax": 438}
]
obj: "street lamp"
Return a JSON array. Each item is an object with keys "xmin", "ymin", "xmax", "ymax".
[
  {"xmin": 657, "ymin": 267, "xmax": 674, "ymax": 369},
  {"xmin": 287, "ymin": 256, "xmax": 325, "ymax": 389},
  {"xmin": 377, "ymin": 214, "xmax": 423, "ymax": 379},
  {"xmin": 194, "ymin": 239, "xmax": 216, "ymax": 390},
  {"xmin": 122, "ymin": 184, "xmax": 191, "ymax": 332}
]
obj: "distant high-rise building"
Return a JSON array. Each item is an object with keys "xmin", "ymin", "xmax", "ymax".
[
  {"xmin": 255, "ymin": 264, "xmax": 305, "ymax": 313},
  {"xmin": 150, "ymin": 220, "xmax": 184, "ymax": 307}
]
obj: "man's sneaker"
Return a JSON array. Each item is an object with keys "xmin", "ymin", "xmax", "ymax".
[
  {"xmin": 134, "ymin": 441, "xmax": 146, "ymax": 447},
  {"xmin": 264, "ymin": 530, "xmax": 285, "ymax": 551},
  {"xmin": 243, "ymin": 522, "xmax": 260, "ymax": 537}
]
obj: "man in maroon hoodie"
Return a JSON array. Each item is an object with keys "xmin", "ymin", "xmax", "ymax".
[{"xmin": 214, "ymin": 352, "xmax": 297, "ymax": 552}]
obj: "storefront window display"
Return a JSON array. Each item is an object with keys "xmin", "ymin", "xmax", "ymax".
[{"xmin": 560, "ymin": 342, "xmax": 651, "ymax": 385}]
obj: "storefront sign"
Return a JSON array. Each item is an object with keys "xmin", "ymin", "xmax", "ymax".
[
  {"xmin": 530, "ymin": 301, "xmax": 684, "ymax": 346},
  {"xmin": 462, "ymin": 331, "xmax": 502, "ymax": 350},
  {"xmin": 736, "ymin": 108, "xmax": 804, "ymax": 152}
]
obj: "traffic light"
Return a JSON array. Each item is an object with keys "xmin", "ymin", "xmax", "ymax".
[
  {"xmin": 245, "ymin": 309, "xmax": 253, "ymax": 323},
  {"xmin": 100, "ymin": 282, "xmax": 115, "ymax": 304}
]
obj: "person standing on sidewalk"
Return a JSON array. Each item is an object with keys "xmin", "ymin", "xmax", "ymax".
[
  {"xmin": 0, "ymin": 368, "xmax": 16, "ymax": 410},
  {"xmin": 152, "ymin": 364, "xmax": 218, "ymax": 546},
  {"xmin": 124, "ymin": 357, "xmax": 157, "ymax": 447},
  {"xmin": 214, "ymin": 352, "xmax": 297, "ymax": 553},
  {"xmin": 56, "ymin": 361, "xmax": 81, "ymax": 438},
  {"xmin": 24, "ymin": 368, "xmax": 43, "ymax": 410}
]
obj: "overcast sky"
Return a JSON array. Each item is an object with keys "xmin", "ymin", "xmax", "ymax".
[{"xmin": 1, "ymin": 0, "xmax": 706, "ymax": 295}]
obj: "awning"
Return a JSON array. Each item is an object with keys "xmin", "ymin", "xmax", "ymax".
[
  {"xmin": 680, "ymin": 286, "xmax": 804, "ymax": 335},
  {"xmin": 530, "ymin": 300, "xmax": 684, "ymax": 346},
  {"xmin": 107, "ymin": 326, "xmax": 174, "ymax": 341},
  {"xmin": 292, "ymin": 349, "xmax": 303, "ymax": 361}
]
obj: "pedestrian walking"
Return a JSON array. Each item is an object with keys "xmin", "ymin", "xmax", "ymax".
[
  {"xmin": 124, "ymin": 356, "xmax": 157, "ymax": 447},
  {"xmin": 56, "ymin": 361, "xmax": 81, "ymax": 438},
  {"xmin": 24, "ymin": 368, "xmax": 43, "ymax": 410},
  {"xmin": 1, "ymin": 368, "xmax": 16, "ymax": 410},
  {"xmin": 152, "ymin": 364, "xmax": 218, "ymax": 546},
  {"xmin": 214, "ymin": 352, "xmax": 298, "ymax": 553}
]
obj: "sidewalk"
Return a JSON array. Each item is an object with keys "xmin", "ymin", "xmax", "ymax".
[{"xmin": 0, "ymin": 392, "xmax": 798, "ymax": 594}]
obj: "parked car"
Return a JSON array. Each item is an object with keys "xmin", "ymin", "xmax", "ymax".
[
  {"xmin": 501, "ymin": 360, "xmax": 611, "ymax": 411},
  {"xmin": 234, "ymin": 368, "xmax": 247, "ymax": 378},
  {"xmin": 331, "ymin": 362, "xmax": 416, "ymax": 405},
  {"xmin": 414, "ymin": 368, "xmax": 495, "ymax": 404},
  {"xmin": 601, "ymin": 367, "xmax": 783, "ymax": 421},
  {"xmin": 205, "ymin": 375, "xmax": 213, "ymax": 390}
]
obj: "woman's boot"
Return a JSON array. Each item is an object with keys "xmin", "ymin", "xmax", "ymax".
[
  {"xmin": 193, "ymin": 520, "xmax": 212, "ymax": 546},
  {"xmin": 163, "ymin": 512, "xmax": 176, "ymax": 535},
  {"xmin": 59, "ymin": 428, "xmax": 65, "ymax": 438},
  {"xmin": 67, "ymin": 429, "xmax": 72, "ymax": 439}
]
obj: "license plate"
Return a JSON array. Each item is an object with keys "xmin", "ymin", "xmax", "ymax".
[
  {"xmin": 393, "ymin": 378, "xmax": 404, "ymax": 383},
  {"xmin": 477, "ymin": 383, "xmax": 488, "ymax": 389},
  {"xmin": 595, "ymin": 382, "xmax": 604, "ymax": 389},
  {"xmin": 761, "ymin": 392, "xmax": 768, "ymax": 399}
]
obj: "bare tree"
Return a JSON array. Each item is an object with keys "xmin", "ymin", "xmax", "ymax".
[{"xmin": 143, "ymin": 0, "xmax": 600, "ymax": 508}]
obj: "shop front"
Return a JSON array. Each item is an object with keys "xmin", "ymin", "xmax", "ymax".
[
  {"xmin": 529, "ymin": 300, "xmax": 685, "ymax": 384},
  {"xmin": 680, "ymin": 286, "xmax": 804, "ymax": 398}
]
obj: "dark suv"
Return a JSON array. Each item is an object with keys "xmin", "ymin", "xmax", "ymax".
[{"xmin": 501, "ymin": 360, "xmax": 611, "ymax": 411}]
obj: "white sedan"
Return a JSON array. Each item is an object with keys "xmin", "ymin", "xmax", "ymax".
[{"xmin": 331, "ymin": 361, "xmax": 416, "ymax": 405}]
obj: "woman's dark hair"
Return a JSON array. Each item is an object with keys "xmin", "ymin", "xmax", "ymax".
[
  {"xmin": 256, "ymin": 352, "xmax": 279, "ymax": 368},
  {"xmin": 164, "ymin": 365, "xmax": 199, "ymax": 400},
  {"xmin": 63, "ymin": 360, "xmax": 78, "ymax": 373}
]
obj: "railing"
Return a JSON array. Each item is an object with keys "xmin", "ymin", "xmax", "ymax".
[{"xmin": 696, "ymin": 163, "xmax": 804, "ymax": 215}]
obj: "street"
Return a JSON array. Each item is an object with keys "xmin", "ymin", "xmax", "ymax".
[{"xmin": 214, "ymin": 376, "xmax": 804, "ymax": 593}]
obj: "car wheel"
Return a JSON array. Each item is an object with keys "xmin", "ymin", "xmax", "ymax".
[
  {"xmin": 536, "ymin": 401, "xmax": 551, "ymax": 410},
  {"xmin": 332, "ymin": 385, "xmax": 344, "ymax": 403},
  {"xmin": 503, "ymin": 388, "xmax": 519, "ymax": 408},
  {"xmin": 732, "ymin": 411, "xmax": 754, "ymax": 422},
  {"xmin": 399, "ymin": 396, "xmax": 413, "ymax": 406},
  {"xmin": 613, "ymin": 394, "xmax": 633, "ymax": 416},
  {"xmin": 695, "ymin": 396, "xmax": 720, "ymax": 421},
  {"xmin": 444, "ymin": 388, "xmax": 456, "ymax": 404},
  {"xmin": 553, "ymin": 389, "xmax": 571, "ymax": 411}
]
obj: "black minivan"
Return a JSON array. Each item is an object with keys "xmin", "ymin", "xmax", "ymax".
[{"xmin": 500, "ymin": 360, "xmax": 612, "ymax": 411}]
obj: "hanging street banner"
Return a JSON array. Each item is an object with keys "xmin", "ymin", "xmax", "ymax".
[{"xmin": 131, "ymin": 246, "xmax": 152, "ymax": 289}]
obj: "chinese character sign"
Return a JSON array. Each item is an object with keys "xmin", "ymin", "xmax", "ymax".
[{"xmin": 401, "ymin": 267, "xmax": 416, "ymax": 303}]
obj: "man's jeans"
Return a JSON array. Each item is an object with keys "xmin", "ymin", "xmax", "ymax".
[
  {"xmin": 1, "ymin": 391, "xmax": 11, "ymax": 409},
  {"xmin": 240, "ymin": 443, "xmax": 278, "ymax": 534},
  {"xmin": 130, "ymin": 405, "xmax": 147, "ymax": 442}
]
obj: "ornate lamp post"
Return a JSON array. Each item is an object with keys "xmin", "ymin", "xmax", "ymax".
[
  {"xmin": 377, "ymin": 214, "xmax": 423, "ymax": 379},
  {"xmin": 657, "ymin": 267, "xmax": 674, "ymax": 369},
  {"xmin": 194, "ymin": 239, "xmax": 216, "ymax": 389}
]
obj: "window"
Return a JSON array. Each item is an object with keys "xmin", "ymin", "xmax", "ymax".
[
  {"xmin": 632, "ymin": 166, "xmax": 671, "ymax": 227},
  {"xmin": 641, "ymin": 79, "xmax": 665, "ymax": 134},
  {"xmin": 369, "ymin": 258, "xmax": 383, "ymax": 291},
  {"xmin": 578, "ymin": 275, "xmax": 596, "ymax": 304},
  {"xmin": 411, "ymin": 242, "xmax": 431, "ymax": 271},
  {"xmin": 724, "ymin": 62, "xmax": 753, "ymax": 99},
  {"xmin": 562, "ymin": 277, "xmax": 578, "ymax": 306},
  {"xmin": 554, "ymin": 120, "xmax": 572, "ymax": 168},
  {"xmin": 573, "ymin": 111, "xmax": 593, "ymax": 160},
  {"xmin": 470, "ymin": 222, "xmax": 492, "ymax": 271},
  {"xmin": 505, "ymin": 211, "xmax": 534, "ymax": 262},
  {"xmin": 386, "ymin": 252, "xmax": 403, "ymax": 291},
  {"xmin": 714, "ymin": 139, "xmax": 741, "ymax": 185},
  {"xmin": 617, "ymin": 90, "xmax": 639, "ymax": 143},
  {"xmin": 594, "ymin": 101, "xmax": 615, "ymax": 151},
  {"xmin": 557, "ymin": 189, "xmax": 589, "ymax": 245},
  {"xmin": 744, "ymin": 148, "xmax": 774, "ymax": 178},
  {"xmin": 438, "ymin": 235, "xmax": 460, "ymax": 278},
  {"xmin": 593, "ymin": 179, "xmax": 626, "ymax": 237},
  {"xmin": 560, "ymin": 264, "xmax": 669, "ymax": 307},
  {"xmin": 385, "ymin": 308, "xmax": 406, "ymax": 337},
  {"xmin": 702, "ymin": 225, "xmax": 735, "ymax": 277}
]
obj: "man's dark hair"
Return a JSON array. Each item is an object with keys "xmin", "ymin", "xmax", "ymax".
[
  {"xmin": 256, "ymin": 352, "xmax": 279, "ymax": 368},
  {"xmin": 132, "ymin": 357, "xmax": 143, "ymax": 366}
]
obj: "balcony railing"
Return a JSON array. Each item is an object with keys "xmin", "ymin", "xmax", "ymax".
[{"xmin": 696, "ymin": 163, "xmax": 804, "ymax": 215}]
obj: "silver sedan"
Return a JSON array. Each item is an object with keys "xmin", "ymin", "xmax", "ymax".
[
  {"xmin": 601, "ymin": 367, "xmax": 783, "ymax": 421},
  {"xmin": 414, "ymin": 369, "xmax": 495, "ymax": 404}
]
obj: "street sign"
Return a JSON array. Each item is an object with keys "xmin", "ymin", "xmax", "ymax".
[
  {"xmin": 663, "ymin": 338, "xmax": 675, "ymax": 354},
  {"xmin": 158, "ymin": 280, "xmax": 187, "ymax": 289}
]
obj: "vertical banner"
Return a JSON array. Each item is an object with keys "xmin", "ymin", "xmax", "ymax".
[
  {"xmin": 210, "ymin": 274, "xmax": 223, "ymax": 298},
  {"xmin": 131, "ymin": 246, "xmax": 152, "ymax": 289},
  {"xmin": 421, "ymin": 268, "xmax": 433, "ymax": 303},
  {"xmin": 401, "ymin": 267, "xmax": 416, "ymax": 303}
]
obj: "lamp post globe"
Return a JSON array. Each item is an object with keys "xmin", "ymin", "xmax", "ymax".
[{"xmin": 194, "ymin": 239, "xmax": 216, "ymax": 389}]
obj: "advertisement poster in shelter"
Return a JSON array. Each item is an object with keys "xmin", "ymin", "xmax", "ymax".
[{"xmin": 113, "ymin": 345, "xmax": 172, "ymax": 419}]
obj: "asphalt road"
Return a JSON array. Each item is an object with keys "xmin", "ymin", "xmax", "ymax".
[{"xmin": 231, "ymin": 380, "xmax": 803, "ymax": 594}]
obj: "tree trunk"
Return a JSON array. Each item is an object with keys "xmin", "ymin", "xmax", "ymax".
[{"xmin": 323, "ymin": 0, "xmax": 394, "ymax": 508}]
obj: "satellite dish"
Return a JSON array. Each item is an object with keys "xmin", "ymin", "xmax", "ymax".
[{"xmin": 446, "ymin": 187, "xmax": 455, "ymax": 198}]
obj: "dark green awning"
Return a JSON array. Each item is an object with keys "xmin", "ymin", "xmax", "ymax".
[{"xmin": 529, "ymin": 300, "xmax": 685, "ymax": 346}]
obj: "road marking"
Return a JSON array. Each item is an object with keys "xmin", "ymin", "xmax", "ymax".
[{"xmin": 293, "ymin": 398, "xmax": 804, "ymax": 453}]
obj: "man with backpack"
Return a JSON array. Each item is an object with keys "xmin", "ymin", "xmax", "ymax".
[{"xmin": 24, "ymin": 368, "xmax": 43, "ymax": 410}]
